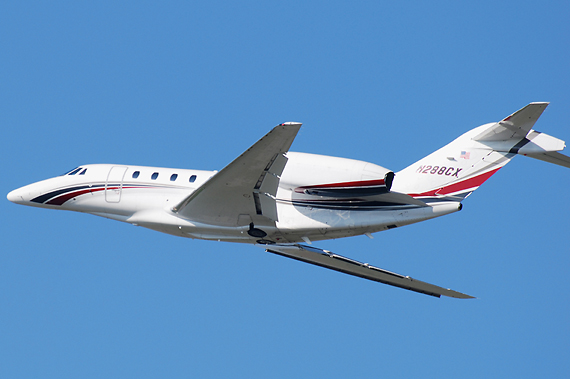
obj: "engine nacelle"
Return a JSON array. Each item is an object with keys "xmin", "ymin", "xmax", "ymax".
[{"xmin": 281, "ymin": 152, "xmax": 393, "ymax": 197}]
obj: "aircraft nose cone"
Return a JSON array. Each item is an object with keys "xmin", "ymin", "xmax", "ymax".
[
  {"xmin": 7, "ymin": 188, "xmax": 24, "ymax": 203},
  {"xmin": 8, "ymin": 179, "xmax": 55, "ymax": 206},
  {"xmin": 7, "ymin": 186, "xmax": 35, "ymax": 204}
]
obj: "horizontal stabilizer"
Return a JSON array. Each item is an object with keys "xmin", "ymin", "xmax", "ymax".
[
  {"xmin": 470, "ymin": 103, "xmax": 570, "ymax": 169},
  {"xmin": 525, "ymin": 151, "xmax": 570, "ymax": 169},
  {"xmin": 474, "ymin": 102, "xmax": 549, "ymax": 142},
  {"xmin": 265, "ymin": 244, "xmax": 474, "ymax": 299}
]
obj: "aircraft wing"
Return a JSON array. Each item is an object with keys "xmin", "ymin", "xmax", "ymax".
[
  {"xmin": 265, "ymin": 244, "xmax": 474, "ymax": 299},
  {"xmin": 173, "ymin": 122, "xmax": 302, "ymax": 226}
]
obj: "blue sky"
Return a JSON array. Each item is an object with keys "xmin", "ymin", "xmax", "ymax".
[{"xmin": 2, "ymin": 1, "xmax": 569, "ymax": 377}]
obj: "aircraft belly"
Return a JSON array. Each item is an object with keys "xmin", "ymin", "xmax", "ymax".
[
  {"xmin": 274, "ymin": 202, "xmax": 390, "ymax": 242},
  {"xmin": 274, "ymin": 202, "xmax": 462, "ymax": 242}
]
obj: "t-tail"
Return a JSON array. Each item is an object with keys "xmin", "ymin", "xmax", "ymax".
[{"xmin": 391, "ymin": 102, "xmax": 570, "ymax": 204}]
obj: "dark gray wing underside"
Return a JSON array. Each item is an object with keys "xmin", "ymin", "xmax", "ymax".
[{"xmin": 265, "ymin": 244, "xmax": 474, "ymax": 299}]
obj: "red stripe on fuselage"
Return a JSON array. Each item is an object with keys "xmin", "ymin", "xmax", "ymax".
[
  {"xmin": 46, "ymin": 188, "xmax": 104, "ymax": 205},
  {"xmin": 295, "ymin": 179, "xmax": 386, "ymax": 193},
  {"xmin": 45, "ymin": 185, "xmax": 147, "ymax": 205},
  {"xmin": 408, "ymin": 167, "xmax": 501, "ymax": 198},
  {"xmin": 46, "ymin": 188, "xmax": 106, "ymax": 205}
]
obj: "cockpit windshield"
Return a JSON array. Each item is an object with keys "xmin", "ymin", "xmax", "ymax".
[
  {"xmin": 61, "ymin": 167, "xmax": 87, "ymax": 176},
  {"xmin": 62, "ymin": 167, "xmax": 79, "ymax": 175}
]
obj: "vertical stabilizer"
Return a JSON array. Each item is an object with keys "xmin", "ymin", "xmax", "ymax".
[{"xmin": 390, "ymin": 103, "xmax": 568, "ymax": 203}]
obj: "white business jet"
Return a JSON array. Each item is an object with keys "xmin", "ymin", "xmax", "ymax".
[{"xmin": 8, "ymin": 103, "xmax": 570, "ymax": 298}]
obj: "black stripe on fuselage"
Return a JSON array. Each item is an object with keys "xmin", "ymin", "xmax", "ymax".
[
  {"xmin": 31, "ymin": 185, "xmax": 99, "ymax": 204},
  {"xmin": 509, "ymin": 137, "xmax": 531, "ymax": 154},
  {"xmin": 30, "ymin": 182, "xmax": 181, "ymax": 204}
]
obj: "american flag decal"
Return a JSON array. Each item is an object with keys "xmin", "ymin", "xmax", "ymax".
[{"xmin": 460, "ymin": 151, "xmax": 470, "ymax": 159}]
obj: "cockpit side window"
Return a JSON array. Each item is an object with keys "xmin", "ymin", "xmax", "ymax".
[{"xmin": 79, "ymin": 168, "xmax": 87, "ymax": 175}]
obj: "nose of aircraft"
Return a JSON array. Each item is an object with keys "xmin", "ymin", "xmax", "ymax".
[
  {"xmin": 7, "ymin": 183, "xmax": 41, "ymax": 205},
  {"xmin": 8, "ymin": 176, "xmax": 63, "ymax": 206},
  {"xmin": 7, "ymin": 187, "xmax": 26, "ymax": 204}
]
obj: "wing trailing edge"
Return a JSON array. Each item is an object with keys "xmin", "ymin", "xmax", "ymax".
[{"xmin": 265, "ymin": 244, "xmax": 474, "ymax": 299}]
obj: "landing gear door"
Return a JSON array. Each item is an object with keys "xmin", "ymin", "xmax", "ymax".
[{"xmin": 106, "ymin": 166, "xmax": 128, "ymax": 203}]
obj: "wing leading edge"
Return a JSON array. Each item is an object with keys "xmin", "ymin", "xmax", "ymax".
[
  {"xmin": 265, "ymin": 244, "xmax": 474, "ymax": 299},
  {"xmin": 173, "ymin": 122, "xmax": 302, "ymax": 226}
]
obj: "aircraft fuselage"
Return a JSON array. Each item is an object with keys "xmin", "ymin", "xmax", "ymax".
[{"xmin": 7, "ymin": 152, "xmax": 460, "ymax": 244}]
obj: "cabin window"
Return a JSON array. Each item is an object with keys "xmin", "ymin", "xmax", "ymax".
[
  {"xmin": 189, "ymin": 175, "xmax": 197, "ymax": 183},
  {"xmin": 170, "ymin": 174, "xmax": 178, "ymax": 181},
  {"xmin": 79, "ymin": 168, "xmax": 87, "ymax": 175},
  {"xmin": 151, "ymin": 172, "xmax": 159, "ymax": 180},
  {"xmin": 132, "ymin": 171, "xmax": 140, "ymax": 179}
]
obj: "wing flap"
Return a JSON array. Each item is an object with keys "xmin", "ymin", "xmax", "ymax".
[
  {"xmin": 266, "ymin": 244, "xmax": 474, "ymax": 299},
  {"xmin": 259, "ymin": 173, "xmax": 280, "ymax": 195},
  {"xmin": 255, "ymin": 192, "xmax": 278, "ymax": 221}
]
